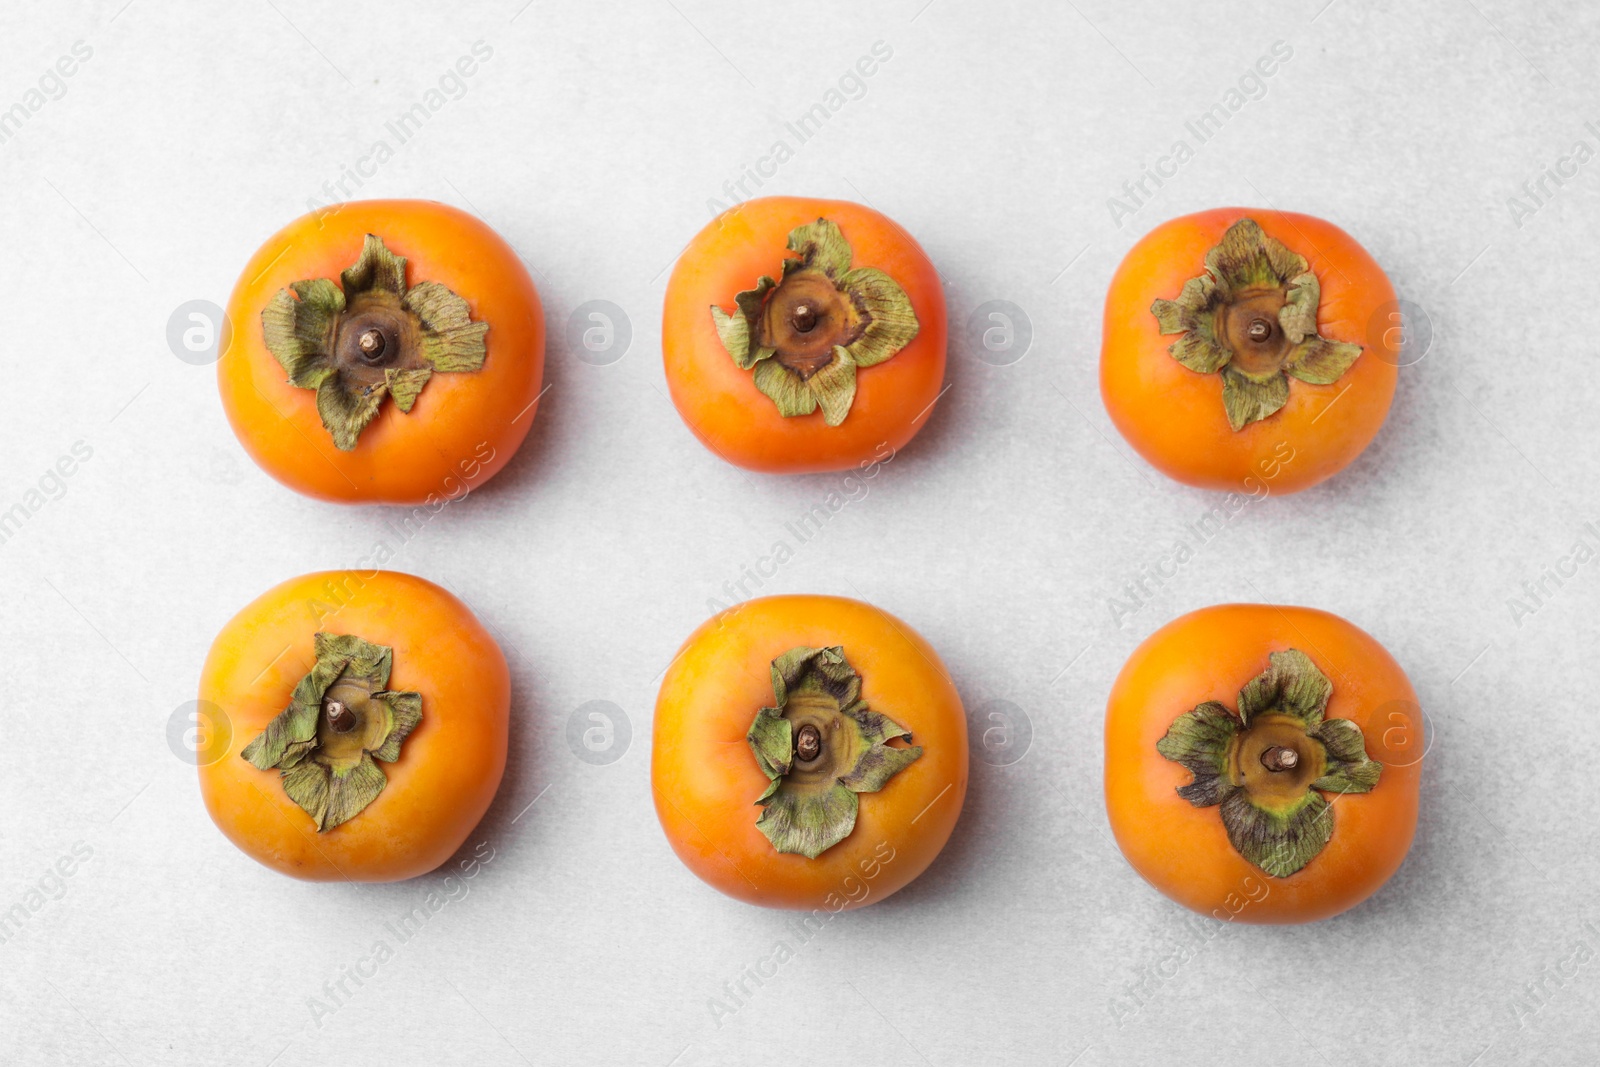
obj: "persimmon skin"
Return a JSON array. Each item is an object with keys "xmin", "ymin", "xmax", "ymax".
[
  {"xmin": 198, "ymin": 570, "xmax": 510, "ymax": 882},
  {"xmin": 1101, "ymin": 208, "xmax": 1398, "ymax": 494},
  {"xmin": 652, "ymin": 595, "xmax": 968, "ymax": 910},
  {"xmin": 663, "ymin": 196, "xmax": 947, "ymax": 474},
  {"xmin": 220, "ymin": 199, "xmax": 544, "ymax": 504},
  {"xmin": 1105, "ymin": 604, "xmax": 1421, "ymax": 924}
]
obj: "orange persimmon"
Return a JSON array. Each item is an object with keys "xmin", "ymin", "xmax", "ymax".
[
  {"xmin": 1105, "ymin": 603, "xmax": 1422, "ymax": 923},
  {"xmin": 663, "ymin": 196, "xmax": 947, "ymax": 474},
  {"xmin": 220, "ymin": 199, "xmax": 544, "ymax": 504},
  {"xmin": 1101, "ymin": 208, "xmax": 1398, "ymax": 494},
  {"xmin": 652, "ymin": 595, "xmax": 967, "ymax": 909},
  {"xmin": 198, "ymin": 570, "xmax": 510, "ymax": 882}
]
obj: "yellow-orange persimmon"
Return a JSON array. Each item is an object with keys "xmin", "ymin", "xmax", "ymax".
[
  {"xmin": 653, "ymin": 595, "xmax": 967, "ymax": 909},
  {"xmin": 1101, "ymin": 208, "xmax": 1398, "ymax": 494},
  {"xmin": 663, "ymin": 196, "xmax": 947, "ymax": 474},
  {"xmin": 220, "ymin": 199, "xmax": 544, "ymax": 504},
  {"xmin": 198, "ymin": 570, "xmax": 509, "ymax": 882},
  {"xmin": 1105, "ymin": 603, "xmax": 1422, "ymax": 923}
]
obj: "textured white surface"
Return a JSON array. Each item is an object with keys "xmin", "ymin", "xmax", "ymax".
[{"xmin": 1, "ymin": 0, "xmax": 1597, "ymax": 1064}]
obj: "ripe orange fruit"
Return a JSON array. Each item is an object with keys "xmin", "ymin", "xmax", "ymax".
[
  {"xmin": 653, "ymin": 595, "xmax": 967, "ymax": 909},
  {"xmin": 1105, "ymin": 603, "xmax": 1422, "ymax": 923},
  {"xmin": 220, "ymin": 199, "xmax": 544, "ymax": 504},
  {"xmin": 198, "ymin": 570, "xmax": 509, "ymax": 882},
  {"xmin": 663, "ymin": 197, "xmax": 947, "ymax": 473},
  {"xmin": 1101, "ymin": 208, "xmax": 1398, "ymax": 493}
]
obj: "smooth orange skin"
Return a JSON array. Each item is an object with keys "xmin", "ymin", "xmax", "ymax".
[
  {"xmin": 652, "ymin": 596, "xmax": 968, "ymax": 910},
  {"xmin": 198, "ymin": 570, "xmax": 510, "ymax": 882},
  {"xmin": 1105, "ymin": 604, "xmax": 1421, "ymax": 924},
  {"xmin": 1101, "ymin": 208, "xmax": 1399, "ymax": 494},
  {"xmin": 663, "ymin": 197, "xmax": 948, "ymax": 474},
  {"xmin": 220, "ymin": 200, "xmax": 544, "ymax": 504}
]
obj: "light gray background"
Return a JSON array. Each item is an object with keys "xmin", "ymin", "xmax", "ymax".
[{"xmin": 1, "ymin": 0, "xmax": 1595, "ymax": 1063}]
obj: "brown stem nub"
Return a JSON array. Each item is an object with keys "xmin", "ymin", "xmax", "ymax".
[
  {"xmin": 356, "ymin": 328, "xmax": 387, "ymax": 363},
  {"xmin": 325, "ymin": 699, "xmax": 357, "ymax": 733},
  {"xmin": 795, "ymin": 723, "xmax": 822, "ymax": 763},
  {"xmin": 1246, "ymin": 318, "xmax": 1273, "ymax": 344},
  {"xmin": 1260, "ymin": 745, "xmax": 1299, "ymax": 772},
  {"xmin": 790, "ymin": 304, "xmax": 818, "ymax": 334}
]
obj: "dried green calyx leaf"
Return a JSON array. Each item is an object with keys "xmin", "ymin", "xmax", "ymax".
[
  {"xmin": 710, "ymin": 218, "xmax": 919, "ymax": 427},
  {"xmin": 746, "ymin": 646, "xmax": 922, "ymax": 859},
  {"xmin": 1149, "ymin": 217, "xmax": 1363, "ymax": 431},
  {"xmin": 239, "ymin": 632, "xmax": 423, "ymax": 832},
  {"xmin": 1155, "ymin": 648, "xmax": 1382, "ymax": 878},
  {"xmin": 260, "ymin": 234, "xmax": 489, "ymax": 451}
]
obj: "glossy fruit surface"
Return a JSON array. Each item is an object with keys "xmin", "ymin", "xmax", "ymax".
[
  {"xmin": 1105, "ymin": 603, "xmax": 1421, "ymax": 923},
  {"xmin": 653, "ymin": 595, "xmax": 967, "ymax": 909},
  {"xmin": 1101, "ymin": 208, "xmax": 1398, "ymax": 494},
  {"xmin": 220, "ymin": 199, "xmax": 543, "ymax": 504},
  {"xmin": 198, "ymin": 570, "xmax": 509, "ymax": 881},
  {"xmin": 663, "ymin": 196, "xmax": 947, "ymax": 474}
]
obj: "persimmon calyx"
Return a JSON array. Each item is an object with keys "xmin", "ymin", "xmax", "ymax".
[
  {"xmin": 261, "ymin": 234, "xmax": 489, "ymax": 451},
  {"xmin": 1155, "ymin": 649, "xmax": 1382, "ymax": 878},
  {"xmin": 745, "ymin": 646, "xmax": 922, "ymax": 858},
  {"xmin": 239, "ymin": 632, "xmax": 423, "ymax": 832},
  {"xmin": 710, "ymin": 218, "xmax": 919, "ymax": 427},
  {"xmin": 1149, "ymin": 218, "xmax": 1363, "ymax": 431}
]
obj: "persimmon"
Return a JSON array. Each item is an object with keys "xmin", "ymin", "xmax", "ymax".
[
  {"xmin": 662, "ymin": 196, "xmax": 947, "ymax": 473},
  {"xmin": 1105, "ymin": 603, "xmax": 1422, "ymax": 923},
  {"xmin": 652, "ymin": 595, "xmax": 967, "ymax": 909},
  {"xmin": 1101, "ymin": 209, "xmax": 1398, "ymax": 493},
  {"xmin": 220, "ymin": 199, "xmax": 544, "ymax": 504},
  {"xmin": 198, "ymin": 570, "xmax": 510, "ymax": 882}
]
